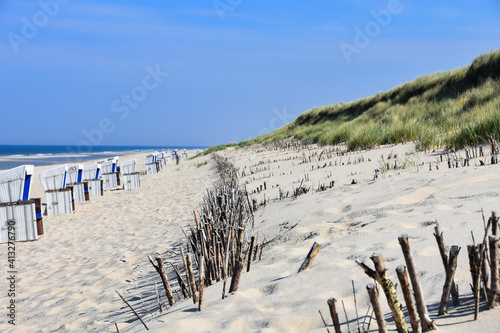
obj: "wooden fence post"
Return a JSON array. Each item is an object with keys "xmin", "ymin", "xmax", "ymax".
[
  {"xmin": 488, "ymin": 236, "xmax": 499, "ymax": 309},
  {"xmin": 327, "ymin": 297, "xmax": 342, "ymax": 333},
  {"xmin": 366, "ymin": 284, "xmax": 387, "ymax": 333},
  {"xmin": 247, "ymin": 236, "xmax": 255, "ymax": 272},
  {"xmin": 396, "ymin": 266, "xmax": 421, "ymax": 333},
  {"xmin": 433, "ymin": 222, "xmax": 459, "ymax": 305},
  {"xmin": 199, "ymin": 255, "xmax": 205, "ymax": 311},
  {"xmin": 371, "ymin": 254, "xmax": 408, "ymax": 333},
  {"xmin": 398, "ymin": 234, "xmax": 437, "ymax": 331},
  {"xmin": 148, "ymin": 256, "xmax": 175, "ymax": 306},
  {"xmin": 298, "ymin": 242, "xmax": 321, "ymax": 272},
  {"xmin": 438, "ymin": 246, "xmax": 461, "ymax": 315},
  {"xmin": 186, "ymin": 254, "xmax": 198, "ymax": 304}
]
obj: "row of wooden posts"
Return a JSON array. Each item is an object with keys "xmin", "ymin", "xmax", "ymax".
[
  {"xmin": 141, "ymin": 154, "xmax": 260, "ymax": 315},
  {"xmin": 314, "ymin": 211, "xmax": 499, "ymax": 333},
  {"xmin": 115, "ymin": 154, "xmax": 263, "ymax": 331}
]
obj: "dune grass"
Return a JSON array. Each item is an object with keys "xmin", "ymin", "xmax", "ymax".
[
  {"xmin": 189, "ymin": 143, "xmax": 239, "ymax": 159},
  {"xmin": 240, "ymin": 49, "xmax": 500, "ymax": 150}
]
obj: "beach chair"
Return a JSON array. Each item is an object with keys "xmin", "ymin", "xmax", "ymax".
[
  {"xmin": 155, "ymin": 152, "xmax": 162, "ymax": 171},
  {"xmin": 144, "ymin": 153, "xmax": 160, "ymax": 174},
  {"xmin": 120, "ymin": 159, "xmax": 140, "ymax": 190},
  {"xmin": 99, "ymin": 156, "xmax": 120, "ymax": 188},
  {"xmin": 39, "ymin": 165, "xmax": 74, "ymax": 216},
  {"xmin": 165, "ymin": 150, "xmax": 173, "ymax": 164},
  {"xmin": 158, "ymin": 151, "xmax": 167, "ymax": 167},
  {"xmin": 66, "ymin": 164, "xmax": 89, "ymax": 202},
  {"xmin": 181, "ymin": 149, "xmax": 188, "ymax": 159},
  {"xmin": 83, "ymin": 163, "xmax": 103, "ymax": 197},
  {"xmin": 0, "ymin": 165, "xmax": 43, "ymax": 243}
]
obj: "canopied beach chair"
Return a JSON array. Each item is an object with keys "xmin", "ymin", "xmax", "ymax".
[
  {"xmin": 120, "ymin": 159, "xmax": 140, "ymax": 190},
  {"xmin": 99, "ymin": 156, "xmax": 120, "ymax": 188},
  {"xmin": 157, "ymin": 151, "xmax": 167, "ymax": 167},
  {"xmin": 144, "ymin": 153, "xmax": 160, "ymax": 174},
  {"xmin": 165, "ymin": 150, "xmax": 173, "ymax": 164},
  {"xmin": 83, "ymin": 163, "xmax": 103, "ymax": 197},
  {"xmin": 0, "ymin": 165, "xmax": 43, "ymax": 243},
  {"xmin": 39, "ymin": 165, "xmax": 74, "ymax": 216},
  {"xmin": 66, "ymin": 164, "xmax": 89, "ymax": 202},
  {"xmin": 181, "ymin": 149, "xmax": 188, "ymax": 159}
]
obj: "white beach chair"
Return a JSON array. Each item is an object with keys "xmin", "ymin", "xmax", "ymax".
[
  {"xmin": 39, "ymin": 165, "xmax": 74, "ymax": 216},
  {"xmin": 181, "ymin": 149, "xmax": 188, "ymax": 159},
  {"xmin": 165, "ymin": 150, "xmax": 173, "ymax": 164},
  {"xmin": 66, "ymin": 164, "xmax": 89, "ymax": 202},
  {"xmin": 99, "ymin": 156, "xmax": 120, "ymax": 188},
  {"xmin": 83, "ymin": 163, "xmax": 103, "ymax": 197},
  {"xmin": 158, "ymin": 151, "xmax": 167, "ymax": 167},
  {"xmin": 0, "ymin": 165, "xmax": 43, "ymax": 243},
  {"xmin": 144, "ymin": 153, "xmax": 159, "ymax": 174},
  {"xmin": 120, "ymin": 159, "xmax": 140, "ymax": 190}
]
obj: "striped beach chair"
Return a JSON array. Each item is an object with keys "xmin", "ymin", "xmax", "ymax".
[
  {"xmin": 99, "ymin": 156, "xmax": 120, "ymax": 188},
  {"xmin": 39, "ymin": 165, "xmax": 74, "ymax": 216},
  {"xmin": 67, "ymin": 164, "xmax": 89, "ymax": 202},
  {"xmin": 0, "ymin": 165, "xmax": 43, "ymax": 243},
  {"xmin": 120, "ymin": 159, "xmax": 140, "ymax": 190},
  {"xmin": 144, "ymin": 153, "xmax": 160, "ymax": 174},
  {"xmin": 83, "ymin": 163, "xmax": 103, "ymax": 197}
]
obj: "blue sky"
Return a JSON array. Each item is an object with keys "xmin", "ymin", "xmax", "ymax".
[{"xmin": 1, "ymin": 1, "xmax": 499, "ymax": 148}]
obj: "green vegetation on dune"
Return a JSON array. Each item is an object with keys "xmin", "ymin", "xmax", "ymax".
[
  {"xmin": 241, "ymin": 50, "xmax": 500, "ymax": 150},
  {"xmin": 189, "ymin": 143, "xmax": 239, "ymax": 159}
]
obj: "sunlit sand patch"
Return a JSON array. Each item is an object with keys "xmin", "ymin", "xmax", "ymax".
[
  {"xmin": 372, "ymin": 186, "xmax": 437, "ymax": 208},
  {"xmin": 385, "ymin": 239, "xmax": 401, "ymax": 249},
  {"xmin": 436, "ymin": 204, "xmax": 454, "ymax": 210},
  {"xmin": 324, "ymin": 206, "xmax": 342, "ymax": 214},
  {"xmin": 418, "ymin": 246, "xmax": 438, "ymax": 256}
]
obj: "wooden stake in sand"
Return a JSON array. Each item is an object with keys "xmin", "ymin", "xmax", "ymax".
[
  {"xmin": 194, "ymin": 210, "xmax": 200, "ymax": 229},
  {"xmin": 115, "ymin": 290, "xmax": 149, "ymax": 331},
  {"xmin": 371, "ymin": 254, "xmax": 408, "ymax": 333},
  {"xmin": 327, "ymin": 298, "xmax": 342, "ymax": 333},
  {"xmin": 478, "ymin": 243, "xmax": 491, "ymax": 294},
  {"xmin": 180, "ymin": 247, "xmax": 192, "ymax": 297},
  {"xmin": 398, "ymin": 234, "xmax": 437, "ymax": 331},
  {"xmin": 229, "ymin": 228, "xmax": 245, "ymax": 293},
  {"xmin": 247, "ymin": 236, "xmax": 255, "ymax": 272},
  {"xmin": 473, "ymin": 212, "xmax": 494, "ymax": 319},
  {"xmin": 198, "ymin": 255, "xmax": 205, "ymax": 311},
  {"xmin": 491, "ymin": 211, "xmax": 499, "ymax": 236},
  {"xmin": 298, "ymin": 242, "xmax": 321, "ymax": 273},
  {"xmin": 186, "ymin": 254, "xmax": 198, "ymax": 304},
  {"xmin": 366, "ymin": 283, "xmax": 387, "ymax": 333},
  {"xmin": 396, "ymin": 266, "xmax": 421, "ymax": 333},
  {"xmin": 169, "ymin": 262, "xmax": 190, "ymax": 298},
  {"xmin": 433, "ymin": 222, "xmax": 459, "ymax": 306},
  {"xmin": 487, "ymin": 235, "xmax": 499, "ymax": 309},
  {"xmin": 148, "ymin": 255, "xmax": 175, "ymax": 306},
  {"xmin": 438, "ymin": 246, "xmax": 461, "ymax": 315}
]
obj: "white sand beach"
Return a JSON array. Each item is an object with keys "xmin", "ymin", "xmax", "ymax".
[{"xmin": 1, "ymin": 143, "xmax": 500, "ymax": 332}]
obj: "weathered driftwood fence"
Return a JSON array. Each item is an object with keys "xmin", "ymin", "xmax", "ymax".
[
  {"xmin": 323, "ymin": 211, "xmax": 500, "ymax": 333},
  {"xmin": 147, "ymin": 154, "xmax": 263, "ymax": 316}
]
